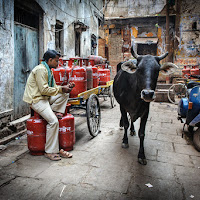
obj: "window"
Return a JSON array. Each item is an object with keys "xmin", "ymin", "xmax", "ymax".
[
  {"xmin": 192, "ymin": 22, "xmax": 197, "ymax": 30},
  {"xmin": 91, "ymin": 34, "xmax": 97, "ymax": 55},
  {"xmin": 55, "ymin": 21, "xmax": 64, "ymax": 54}
]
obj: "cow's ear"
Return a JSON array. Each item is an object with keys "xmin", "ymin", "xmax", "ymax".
[
  {"xmin": 121, "ymin": 60, "xmax": 137, "ymax": 74},
  {"xmin": 160, "ymin": 62, "xmax": 178, "ymax": 75}
]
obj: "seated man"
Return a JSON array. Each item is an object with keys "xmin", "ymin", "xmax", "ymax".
[{"xmin": 23, "ymin": 50, "xmax": 75, "ymax": 161}]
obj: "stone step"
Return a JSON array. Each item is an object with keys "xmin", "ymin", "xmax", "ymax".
[
  {"xmin": 155, "ymin": 90, "xmax": 174, "ymax": 102},
  {"xmin": 0, "ymin": 115, "xmax": 30, "ymax": 145},
  {"xmin": 0, "ymin": 129, "xmax": 27, "ymax": 145},
  {"xmin": 9, "ymin": 115, "xmax": 30, "ymax": 128},
  {"xmin": 156, "ymin": 84, "xmax": 172, "ymax": 90}
]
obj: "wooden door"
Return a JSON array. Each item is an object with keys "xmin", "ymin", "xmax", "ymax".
[{"xmin": 14, "ymin": 23, "xmax": 39, "ymax": 119}]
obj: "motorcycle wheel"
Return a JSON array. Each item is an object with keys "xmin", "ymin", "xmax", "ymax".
[
  {"xmin": 193, "ymin": 128, "xmax": 200, "ymax": 152},
  {"xmin": 188, "ymin": 126, "xmax": 194, "ymax": 134}
]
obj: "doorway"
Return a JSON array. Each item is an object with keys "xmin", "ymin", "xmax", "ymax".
[
  {"xmin": 14, "ymin": 3, "xmax": 41, "ymax": 119},
  {"xmin": 137, "ymin": 43, "xmax": 157, "ymax": 56}
]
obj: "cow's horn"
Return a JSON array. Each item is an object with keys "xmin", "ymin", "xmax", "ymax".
[
  {"xmin": 157, "ymin": 52, "xmax": 169, "ymax": 60},
  {"xmin": 160, "ymin": 62, "xmax": 178, "ymax": 70},
  {"xmin": 121, "ymin": 60, "xmax": 137, "ymax": 74},
  {"xmin": 131, "ymin": 46, "xmax": 139, "ymax": 59},
  {"xmin": 160, "ymin": 62, "xmax": 178, "ymax": 75}
]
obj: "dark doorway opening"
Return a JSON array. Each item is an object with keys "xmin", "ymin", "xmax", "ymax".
[
  {"xmin": 137, "ymin": 44, "xmax": 157, "ymax": 56},
  {"xmin": 75, "ymin": 31, "xmax": 80, "ymax": 56}
]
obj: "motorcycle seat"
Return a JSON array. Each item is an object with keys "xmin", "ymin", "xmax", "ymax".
[{"xmin": 187, "ymin": 81, "xmax": 200, "ymax": 89}]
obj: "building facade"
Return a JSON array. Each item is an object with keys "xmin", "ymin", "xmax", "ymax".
[
  {"xmin": 99, "ymin": 0, "xmax": 200, "ymax": 77},
  {"xmin": 0, "ymin": 0, "xmax": 103, "ymax": 134}
]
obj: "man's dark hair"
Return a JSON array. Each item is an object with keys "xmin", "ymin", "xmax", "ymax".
[{"xmin": 42, "ymin": 50, "xmax": 61, "ymax": 62}]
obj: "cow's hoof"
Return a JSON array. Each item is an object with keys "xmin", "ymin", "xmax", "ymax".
[
  {"xmin": 138, "ymin": 158, "xmax": 147, "ymax": 165},
  {"xmin": 122, "ymin": 143, "xmax": 129, "ymax": 148},
  {"xmin": 130, "ymin": 131, "xmax": 136, "ymax": 136}
]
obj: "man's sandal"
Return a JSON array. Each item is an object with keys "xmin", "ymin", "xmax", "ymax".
[
  {"xmin": 44, "ymin": 153, "xmax": 61, "ymax": 161},
  {"xmin": 59, "ymin": 149, "xmax": 73, "ymax": 158}
]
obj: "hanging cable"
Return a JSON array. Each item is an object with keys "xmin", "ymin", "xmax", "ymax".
[{"xmin": 49, "ymin": 0, "xmax": 104, "ymax": 20}]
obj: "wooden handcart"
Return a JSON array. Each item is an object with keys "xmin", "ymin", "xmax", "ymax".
[{"xmin": 68, "ymin": 80, "xmax": 114, "ymax": 137}]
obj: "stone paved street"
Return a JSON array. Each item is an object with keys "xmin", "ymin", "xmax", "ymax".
[{"xmin": 0, "ymin": 99, "xmax": 200, "ymax": 200}]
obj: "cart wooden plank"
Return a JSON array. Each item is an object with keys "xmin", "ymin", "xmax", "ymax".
[{"xmin": 68, "ymin": 80, "xmax": 113, "ymax": 105}]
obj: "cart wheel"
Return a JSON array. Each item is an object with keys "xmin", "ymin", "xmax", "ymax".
[
  {"xmin": 86, "ymin": 94, "xmax": 101, "ymax": 137},
  {"xmin": 109, "ymin": 84, "xmax": 115, "ymax": 108},
  {"xmin": 193, "ymin": 128, "xmax": 200, "ymax": 152}
]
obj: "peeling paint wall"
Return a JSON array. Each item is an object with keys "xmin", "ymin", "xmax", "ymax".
[
  {"xmin": 103, "ymin": 0, "xmax": 200, "ymax": 78},
  {"xmin": 36, "ymin": 0, "xmax": 103, "ymax": 58},
  {"xmin": 104, "ymin": 0, "xmax": 166, "ymax": 19},
  {"xmin": 0, "ymin": 0, "xmax": 14, "ymax": 116},
  {"xmin": 101, "ymin": 16, "xmax": 175, "ymax": 77},
  {"xmin": 174, "ymin": 0, "xmax": 200, "ymax": 68}
]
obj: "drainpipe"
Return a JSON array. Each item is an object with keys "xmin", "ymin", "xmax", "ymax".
[{"xmin": 166, "ymin": 1, "xmax": 170, "ymax": 83}]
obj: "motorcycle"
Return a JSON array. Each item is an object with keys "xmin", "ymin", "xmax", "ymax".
[{"xmin": 178, "ymin": 74, "xmax": 200, "ymax": 151}]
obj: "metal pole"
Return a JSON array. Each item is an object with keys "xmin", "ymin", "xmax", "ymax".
[
  {"xmin": 166, "ymin": 1, "xmax": 170, "ymax": 62},
  {"xmin": 166, "ymin": 1, "xmax": 170, "ymax": 83}
]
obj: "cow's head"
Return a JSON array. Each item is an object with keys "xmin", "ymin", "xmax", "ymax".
[{"xmin": 121, "ymin": 46, "xmax": 178, "ymax": 102}]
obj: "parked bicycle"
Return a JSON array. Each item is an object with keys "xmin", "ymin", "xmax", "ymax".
[
  {"xmin": 167, "ymin": 79, "xmax": 187, "ymax": 105},
  {"xmin": 167, "ymin": 75, "xmax": 200, "ymax": 104}
]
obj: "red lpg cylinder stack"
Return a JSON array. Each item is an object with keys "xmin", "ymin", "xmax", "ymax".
[
  {"xmin": 68, "ymin": 58, "xmax": 87, "ymax": 98},
  {"xmin": 98, "ymin": 64, "xmax": 110, "ymax": 85},
  {"xmin": 59, "ymin": 104, "xmax": 75, "ymax": 151},
  {"xmin": 27, "ymin": 111, "xmax": 47, "ymax": 155},
  {"xmin": 82, "ymin": 58, "xmax": 93, "ymax": 90},
  {"xmin": 182, "ymin": 66, "xmax": 191, "ymax": 78},
  {"xmin": 190, "ymin": 66, "xmax": 200, "ymax": 79},
  {"xmin": 27, "ymin": 105, "xmax": 75, "ymax": 155}
]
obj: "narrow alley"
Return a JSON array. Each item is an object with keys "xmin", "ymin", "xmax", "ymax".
[{"xmin": 0, "ymin": 99, "xmax": 200, "ymax": 200}]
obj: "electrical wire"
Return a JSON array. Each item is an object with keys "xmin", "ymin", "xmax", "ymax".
[
  {"xmin": 49, "ymin": 0, "xmax": 104, "ymax": 20},
  {"xmin": 47, "ymin": 0, "xmax": 104, "ymax": 32}
]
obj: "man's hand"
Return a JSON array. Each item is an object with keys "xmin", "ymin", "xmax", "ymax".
[
  {"xmin": 69, "ymin": 82, "xmax": 75, "ymax": 88},
  {"xmin": 62, "ymin": 82, "xmax": 75, "ymax": 93}
]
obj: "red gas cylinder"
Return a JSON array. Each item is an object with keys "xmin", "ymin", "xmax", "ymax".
[
  {"xmin": 27, "ymin": 111, "xmax": 47, "ymax": 155},
  {"xmin": 98, "ymin": 64, "xmax": 110, "ymax": 85},
  {"xmin": 59, "ymin": 106, "xmax": 75, "ymax": 151},
  {"xmin": 190, "ymin": 66, "xmax": 200, "ymax": 78},
  {"xmin": 68, "ymin": 58, "xmax": 87, "ymax": 98},
  {"xmin": 88, "ymin": 55, "xmax": 104, "ymax": 65},
  {"xmin": 182, "ymin": 66, "xmax": 191, "ymax": 78},
  {"xmin": 82, "ymin": 58, "xmax": 93, "ymax": 90},
  {"xmin": 59, "ymin": 58, "xmax": 64, "ymax": 67},
  {"xmin": 52, "ymin": 67, "xmax": 71, "ymax": 86},
  {"xmin": 92, "ymin": 65, "xmax": 99, "ymax": 88},
  {"xmin": 62, "ymin": 58, "xmax": 69, "ymax": 67}
]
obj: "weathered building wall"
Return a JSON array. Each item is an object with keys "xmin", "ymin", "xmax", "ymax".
[
  {"xmin": 174, "ymin": 0, "xmax": 200, "ymax": 70},
  {"xmin": 103, "ymin": 0, "xmax": 200, "ymax": 78},
  {"xmin": 0, "ymin": 0, "xmax": 14, "ymax": 122},
  {"xmin": 104, "ymin": 0, "xmax": 166, "ymax": 19},
  {"xmin": 0, "ymin": 0, "xmax": 103, "ymax": 131},
  {"xmin": 101, "ymin": 16, "xmax": 175, "ymax": 78},
  {"xmin": 36, "ymin": 0, "xmax": 103, "ymax": 58},
  {"xmin": 98, "ymin": 38, "xmax": 106, "ymax": 58}
]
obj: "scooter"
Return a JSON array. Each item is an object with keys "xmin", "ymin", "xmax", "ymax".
[{"xmin": 178, "ymin": 75, "xmax": 200, "ymax": 151}]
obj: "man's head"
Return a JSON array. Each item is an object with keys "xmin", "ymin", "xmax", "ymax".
[{"xmin": 43, "ymin": 50, "xmax": 61, "ymax": 68}]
